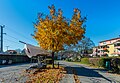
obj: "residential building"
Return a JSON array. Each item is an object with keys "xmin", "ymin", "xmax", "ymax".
[
  {"xmin": 93, "ymin": 37, "xmax": 120, "ymax": 57},
  {"xmin": 92, "ymin": 46, "xmax": 98, "ymax": 57}
]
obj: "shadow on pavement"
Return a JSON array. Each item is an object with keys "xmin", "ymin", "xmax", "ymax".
[{"xmin": 70, "ymin": 66, "xmax": 112, "ymax": 82}]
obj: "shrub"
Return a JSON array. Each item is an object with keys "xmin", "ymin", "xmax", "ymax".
[
  {"xmin": 89, "ymin": 58, "xmax": 100, "ymax": 66},
  {"xmin": 89, "ymin": 57, "xmax": 111, "ymax": 68},
  {"xmin": 72, "ymin": 57, "xmax": 78, "ymax": 62},
  {"xmin": 66, "ymin": 58, "xmax": 72, "ymax": 62},
  {"xmin": 66, "ymin": 58, "xmax": 70, "ymax": 61},
  {"xmin": 80, "ymin": 57, "xmax": 120, "ymax": 73},
  {"xmin": 80, "ymin": 58, "xmax": 89, "ymax": 64},
  {"xmin": 111, "ymin": 58, "xmax": 120, "ymax": 73},
  {"xmin": 98, "ymin": 58, "xmax": 105, "ymax": 67}
]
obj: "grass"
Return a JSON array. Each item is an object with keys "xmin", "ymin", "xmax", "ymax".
[{"xmin": 68, "ymin": 60, "xmax": 104, "ymax": 69}]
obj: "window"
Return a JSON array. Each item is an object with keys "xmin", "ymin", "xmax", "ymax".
[
  {"xmin": 114, "ymin": 43, "xmax": 120, "ymax": 47},
  {"xmin": 103, "ymin": 42, "xmax": 106, "ymax": 44},
  {"xmin": 114, "ymin": 50, "xmax": 116, "ymax": 52},
  {"xmin": 110, "ymin": 41, "xmax": 111, "ymax": 43}
]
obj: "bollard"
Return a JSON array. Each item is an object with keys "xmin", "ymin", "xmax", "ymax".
[
  {"xmin": 106, "ymin": 61, "xmax": 111, "ymax": 70},
  {"xmin": 58, "ymin": 62, "xmax": 59, "ymax": 69}
]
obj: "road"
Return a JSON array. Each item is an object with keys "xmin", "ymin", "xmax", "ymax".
[
  {"xmin": 59, "ymin": 61, "xmax": 120, "ymax": 83},
  {"xmin": 0, "ymin": 61, "xmax": 120, "ymax": 83},
  {"xmin": 0, "ymin": 63, "xmax": 32, "ymax": 83}
]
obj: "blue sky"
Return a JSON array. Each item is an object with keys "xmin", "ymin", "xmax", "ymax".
[{"xmin": 0, "ymin": 0, "xmax": 120, "ymax": 51}]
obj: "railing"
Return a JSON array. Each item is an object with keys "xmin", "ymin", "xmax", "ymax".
[
  {"xmin": 114, "ymin": 46, "xmax": 120, "ymax": 49},
  {"xmin": 114, "ymin": 43, "xmax": 120, "ymax": 47}
]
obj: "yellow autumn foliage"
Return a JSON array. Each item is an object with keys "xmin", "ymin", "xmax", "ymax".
[{"xmin": 33, "ymin": 5, "xmax": 86, "ymax": 52}]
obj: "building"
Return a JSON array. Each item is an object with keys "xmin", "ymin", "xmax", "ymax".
[
  {"xmin": 93, "ymin": 37, "xmax": 120, "ymax": 57},
  {"xmin": 6, "ymin": 50, "xmax": 17, "ymax": 54},
  {"xmin": 92, "ymin": 46, "xmax": 98, "ymax": 57}
]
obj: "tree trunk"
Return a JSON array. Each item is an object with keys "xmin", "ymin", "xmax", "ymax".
[{"xmin": 52, "ymin": 52, "xmax": 54, "ymax": 68}]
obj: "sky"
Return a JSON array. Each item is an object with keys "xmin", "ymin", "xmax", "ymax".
[{"xmin": 0, "ymin": 0, "xmax": 120, "ymax": 51}]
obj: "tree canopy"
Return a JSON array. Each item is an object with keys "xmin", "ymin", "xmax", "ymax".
[
  {"xmin": 64, "ymin": 37, "xmax": 95, "ymax": 54},
  {"xmin": 33, "ymin": 5, "xmax": 86, "ymax": 52}
]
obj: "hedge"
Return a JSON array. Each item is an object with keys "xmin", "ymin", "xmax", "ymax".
[
  {"xmin": 89, "ymin": 57, "xmax": 112, "ymax": 68},
  {"xmin": 80, "ymin": 57, "xmax": 120, "ymax": 73},
  {"xmin": 80, "ymin": 58, "xmax": 90, "ymax": 64}
]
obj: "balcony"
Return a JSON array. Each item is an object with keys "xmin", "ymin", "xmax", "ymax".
[
  {"xmin": 112, "ymin": 52, "xmax": 120, "ymax": 55},
  {"xmin": 98, "ymin": 48, "xmax": 103, "ymax": 51},
  {"xmin": 114, "ymin": 42, "xmax": 120, "ymax": 49},
  {"xmin": 114, "ymin": 46, "xmax": 120, "ymax": 49}
]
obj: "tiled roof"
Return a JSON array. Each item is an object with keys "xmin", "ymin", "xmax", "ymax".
[{"xmin": 99, "ymin": 37, "xmax": 120, "ymax": 43}]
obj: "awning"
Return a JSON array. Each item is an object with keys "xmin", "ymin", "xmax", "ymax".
[{"xmin": 24, "ymin": 44, "xmax": 50, "ymax": 58}]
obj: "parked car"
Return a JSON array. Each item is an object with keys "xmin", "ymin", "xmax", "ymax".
[
  {"xmin": 2, "ymin": 60, "xmax": 7, "ymax": 64},
  {"xmin": 0, "ymin": 59, "xmax": 12, "ymax": 65}
]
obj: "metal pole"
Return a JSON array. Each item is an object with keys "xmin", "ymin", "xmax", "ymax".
[
  {"xmin": 0, "ymin": 25, "xmax": 5, "ymax": 52},
  {"xmin": 19, "ymin": 41, "xmax": 27, "ymax": 44},
  {"xmin": 6, "ymin": 46, "xmax": 9, "ymax": 51}
]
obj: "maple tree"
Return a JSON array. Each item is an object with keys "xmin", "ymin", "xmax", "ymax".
[{"xmin": 33, "ymin": 5, "xmax": 86, "ymax": 68}]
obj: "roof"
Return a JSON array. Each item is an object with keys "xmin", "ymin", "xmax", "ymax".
[
  {"xmin": 6, "ymin": 50, "xmax": 17, "ymax": 52},
  {"xmin": 24, "ymin": 44, "xmax": 50, "ymax": 58},
  {"xmin": 99, "ymin": 37, "xmax": 120, "ymax": 43}
]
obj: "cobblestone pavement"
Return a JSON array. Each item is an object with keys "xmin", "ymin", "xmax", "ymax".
[{"xmin": 58, "ymin": 61, "xmax": 120, "ymax": 83}]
